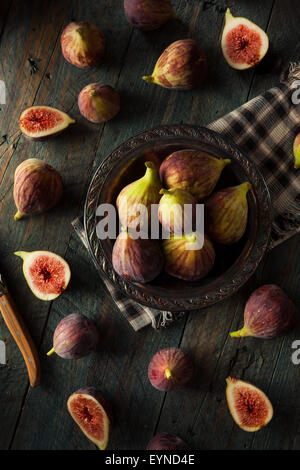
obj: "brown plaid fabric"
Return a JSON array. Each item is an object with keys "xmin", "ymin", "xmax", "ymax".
[{"xmin": 73, "ymin": 64, "xmax": 300, "ymax": 331}]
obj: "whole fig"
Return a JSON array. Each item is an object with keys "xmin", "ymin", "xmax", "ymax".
[
  {"xmin": 158, "ymin": 188, "xmax": 197, "ymax": 234},
  {"xmin": 61, "ymin": 22, "xmax": 105, "ymax": 69},
  {"xmin": 147, "ymin": 433, "xmax": 189, "ymax": 450},
  {"xmin": 116, "ymin": 161, "xmax": 161, "ymax": 230},
  {"xmin": 47, "ymin": 313, "xmax": 100, "ymax": 359},
  {"xmin": 160, "ymin": 150, "xmax": 231, "ymax": 200},
  {"xmin": 143, "ymin": 39, "xmax": 207, "ymax": 90},
  {"xmin": 112, "ymin": 229, "xmax": 163, "ymax": 283},
  {"xmin": 148, "ymin": 347, "xmax": 193, "ymax": 391},
  {"xmin": 13, "ymin": 158, "xmax": 63, "ymax": 220},
  {"xmin": 205, "ymin": 182, "xmax": 252, "ymax": 245},
  {"xmin": 163, "ymin": 232, "xmax": 215, "ymax": 281},
  {"xmin": 230, "ymin": 284, "xmax": 297, "ymax": 339},
  {"xmin": 124, "ymin": 0, "xmax": 175, "ymax": 31},
  {"xmin": 78, "ymin": 83, "xmax": 120, "ymax": 123}
]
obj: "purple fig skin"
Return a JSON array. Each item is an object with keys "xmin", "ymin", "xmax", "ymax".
[
  {"xmin": 158, "ymin": 188, "xmax": 197, "ymax": 235},
  {"xmin": 205, "ymin": 182, "xmax": 251, "ymax": 245},
  {"xmin": 48, "ymin": 313, "xmax": 100, "ymax": 359},
  {"xmin": 13, "ymin": 158, "xmax": 63, "ymax": 220},
  {"xmin": 78, "ymin": 83, "xmax": 120, "ymax": 124},
  {"xmin": 143, "ymin": 39, "xmax": 207, "ymax": 90},
  {"xmin": 124, "ymin": 0, "xmax": 174, "ymax": 31},
  {"xmin": 163, "ymin": 233, "xmax": 215, "ymax": 281},
  {"xmin": 160, "ymin": 150, "xmax": 231, "ymax": 200},
  {"xmin": 147, "ymin": 432, "xmax": 189, "ymax": 450},
  {"xmin": 112, "ymin": 230, "xmax": 164, "ymax": 283},
  {"xmin": 61, "ymin": 22, "xmax": 105, "ymax": 69},
  {"xmin": 148, "ymin": 347, "xmax": 193, "ymax": 391},
  {"xmin": 230, "ymin": 285, "xmax": 297, "ymax": 339}
]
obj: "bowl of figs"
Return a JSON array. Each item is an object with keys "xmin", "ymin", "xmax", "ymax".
[{"xmin": 84, "ymin": 125, "xmax": 272, "ymax": 311}]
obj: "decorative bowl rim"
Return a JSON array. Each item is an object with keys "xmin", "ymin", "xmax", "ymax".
[{"xmin": 84, "ymin": 124, "xmax": 272, "ymax": 311}]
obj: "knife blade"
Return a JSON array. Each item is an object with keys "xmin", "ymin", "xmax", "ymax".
[{"xmin": 0, "ymin": 273, "xmax": 40, "ymax": 387}]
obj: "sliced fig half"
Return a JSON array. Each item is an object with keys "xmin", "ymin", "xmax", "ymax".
[
  {"xmin": 221, "ymin": 9, "xmax": 269, "ymax": 70},
  {"xmin": 67, "ymin": 387, "xmax": 111, "ymax": 450},
  {"xmin": 19, "ymin": 106, "xmax": 75, "ymax": 139},
  {"xmin": 226, "ymin": 377, "xmax": 273, "ymax": 432},
  {"xmin": 14, "ymin": 250, "xmax": 71, "ymax": 301}
]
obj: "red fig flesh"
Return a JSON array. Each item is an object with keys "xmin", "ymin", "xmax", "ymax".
[
  {"xmin": 67, "ymin": 387, "xmax": 110, "ymax": 450},
  {"xmin": 226, "ymin": 377, "xmax": 273, "ymax": 432},
  {"xmin": 13, "ymin": 158, "xmax": 63, "ymax": 220},
  {"xmin": 124, "ymin": 0, "xmax": 175, "ymax": 31},
  {"xmin": 78, "ymin": 83, "xmax": 120, "ymax": 124},
  {"xmin": 147, "ymin": 432, "xmax": 189, "ymax": 450},
  {"xmin": 19, "ymin": 106, "xmax": 75, "ymax": 139},
  {"xmin": 14, "ymin": 250, "xmax": 71, "ymax": 301},
  {"xmin": 221, "ymin": 9, "xmax": 269, "ymax": 70},
  {"xmin": 230, "ymin": 284, "xmax": 297, "ymax": 339},
  {"xmin": 47, "ymin": 313, "xmax": 99, "ymax": 359},
  {"xmin": 148, "ymin": 347, "xmax": 193, "ymax": 391},
  {"xmin": 61, "ymin": 22, "xmax": 105, "ymax": 69}
]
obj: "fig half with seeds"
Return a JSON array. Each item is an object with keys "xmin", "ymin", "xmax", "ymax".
[
  {"xmin": 14, "ymin": 250, "xmax": 71, "ymax": 301},
  {"xmin": 67, "ymin": 387, "xmax": 111, "ymax": 450},
  {"xmin": 230, "ymin": 284, "xmax": 297, "ymax": 339},
  {"xmin": 221, "ymin": 9, "xmax": 269, "ymax": 70},
  {"xmin": 19, "ymin": 106, "xmax": 75, "ymax": 140},
  {"xmin": 13, "ymin": 158, "xmax": 63, "ymax": 220},
  {"xmin": 226, "ymin": 377, "xmax": 273, "ymax": 432}
]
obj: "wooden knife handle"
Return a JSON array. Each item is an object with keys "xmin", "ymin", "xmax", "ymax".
[{"xmin": 0, "ymin": 293, "xmax": 40, "ymax": 387}]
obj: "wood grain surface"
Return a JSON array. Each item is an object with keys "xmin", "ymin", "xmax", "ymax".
[{"xmin": 0, "ymin": 0, "xmax": 299, "ymax": 450}]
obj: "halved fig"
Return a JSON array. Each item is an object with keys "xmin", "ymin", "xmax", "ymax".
[
  {"xmin": 221, "ymin": 9, "xmax": 269, "ymax": 70},
  {"xmin": 19, "ymin": 106, "xmax": 75, "ymax": 139},
  {"xmin": 67, "ymin": 387, "xmax": 111, "ymax": 450},
  {"xmin": 14, "ymin": 250, "xmax": 71, "ymax": 301},
  {"xmin": 226, "ymin": 377, "xmax": 273, "ymax": 432}
]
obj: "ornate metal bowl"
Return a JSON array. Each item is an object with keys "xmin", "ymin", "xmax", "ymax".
[{"xmin": 84, "ymin": 125, "xmax": 272, "ymax": 311}]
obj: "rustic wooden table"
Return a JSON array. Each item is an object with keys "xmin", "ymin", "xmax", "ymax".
[{"xmin": 0, "ymin": 0, "xmax": 299, "ymax": 451}]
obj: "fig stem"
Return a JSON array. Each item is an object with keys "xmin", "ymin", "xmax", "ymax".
[
  {"xmin": 223, "ymin": 158, "xmax": 231, "ymax": 166},
  {"xmin": 229, "ymin": 326, "xmax": 250, "ymax": 338},
  {"xmin": 165, "ymin": 368, "xmax": 172, "ymax": 380},
  {"xmin": 142, "ymin": 75, "xmax": 154, "ymax": 83},
  {"xmin": 14, "ymin": 210, "xmax": 23, "ymax": 221},
  {"xmin": 240, "ymin": 182, "xmax": 252, "ymax": 193},
  {"xmin": 47, "ymin": 347, "xmax": 56, "ymax": 356}
]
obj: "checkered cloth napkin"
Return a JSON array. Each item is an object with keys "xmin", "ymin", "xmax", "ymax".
[{"xmin": 73, "ymin": 63, "xmax": 300, "ymax": 331}]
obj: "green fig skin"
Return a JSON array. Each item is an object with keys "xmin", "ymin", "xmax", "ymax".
[
  {"xmin": 143, "ymin": 39, "xmax": 207, "ymax": 90},
  {"xmin": 230, "ymin": 284, "xmax": 297, "ymax": 339},
  {"xmin": 116, "ymin": 161, "xmax": 162, "ymax": 230},
  {"xmin": 205, "ymin": 182, "xmax": 251, "ymax": 245},
  {"xmin": 158, "ymin": 188, "xmax": 197, "ymax": 234},
  {"xmin": 163, "ymin": 233, "xmax": 215, "ymax": 281},
  {"xmin": 159, "ymin": 149, "xmax": 231, "ymax": 200},
  {"xmin": 293, "ymin": 133, "xmax": 300, "ymax": 169}
]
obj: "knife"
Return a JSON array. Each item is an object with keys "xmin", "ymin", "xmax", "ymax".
[{"xmin": 0, "ymin": 273, "xmax": 40, "ymax": 387}]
